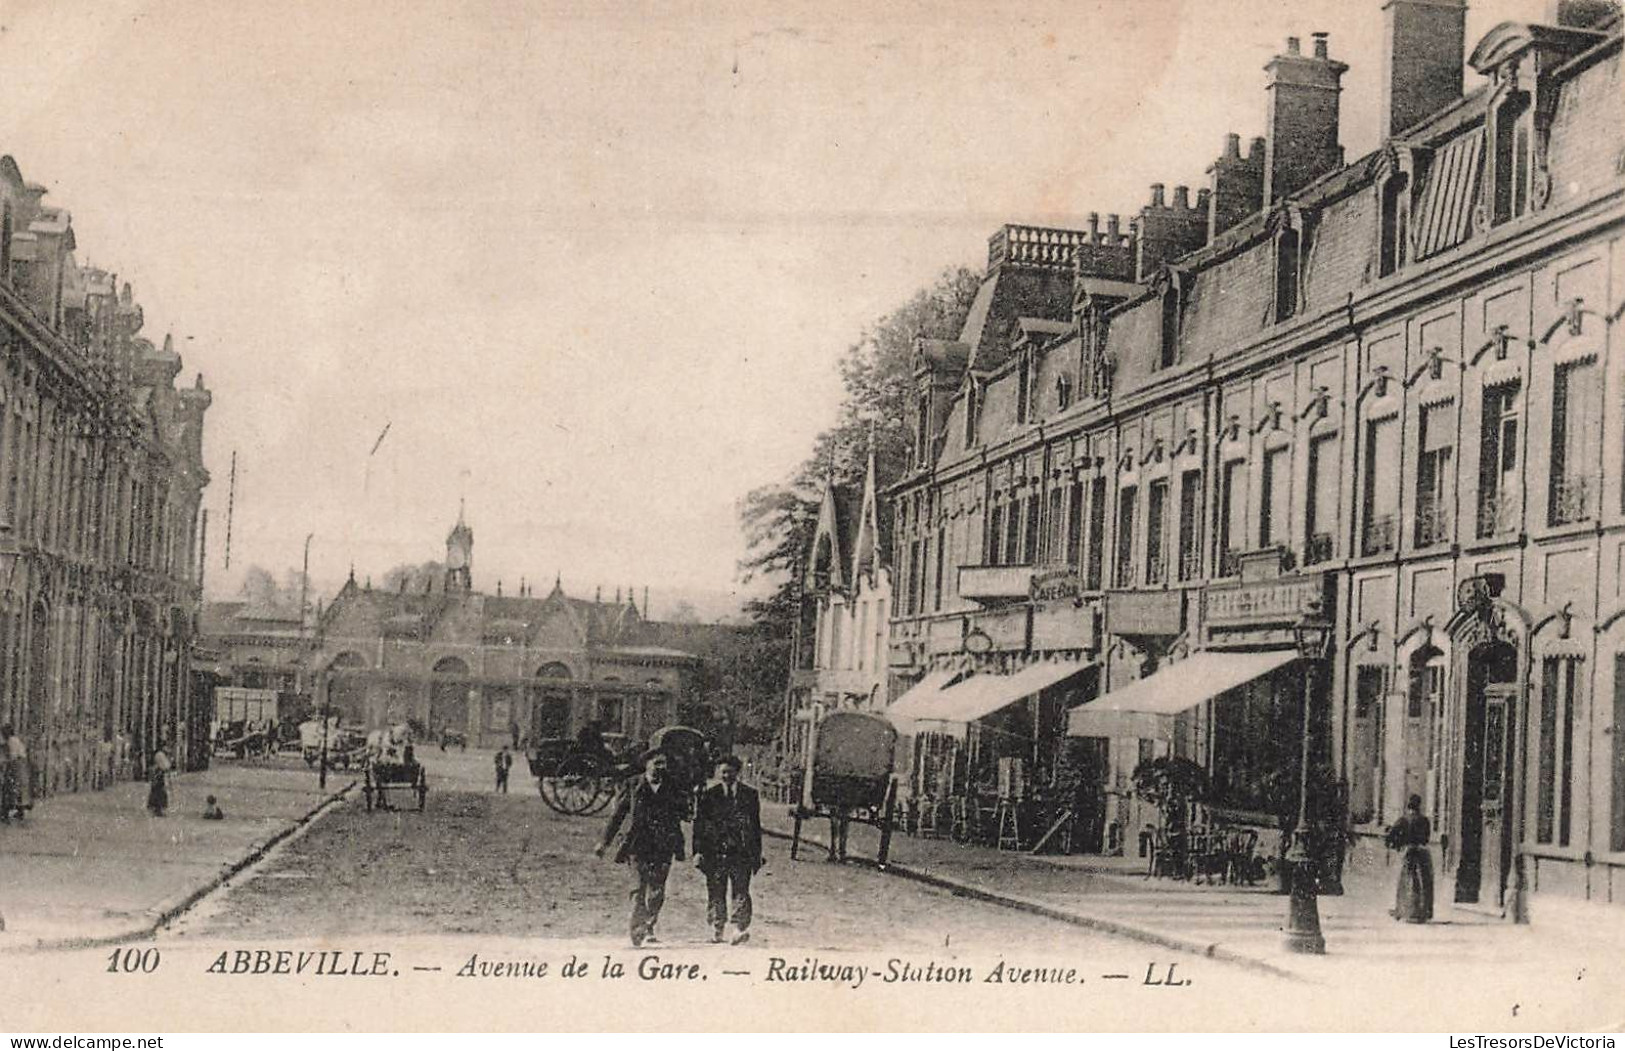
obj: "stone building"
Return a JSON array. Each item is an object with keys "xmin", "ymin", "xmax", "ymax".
[
  {"xmin": 310, "ymin": 509, "xmax": 707, "ymax": 748},
  {"xmin": 888, "ymin": 1, "xmax": 1625, "ymax": 918},
  {"xmin": 0, "ymin": 155, "xmax": 212, "ymax": 796}
]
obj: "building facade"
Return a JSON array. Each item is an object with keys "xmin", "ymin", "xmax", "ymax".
[
  {"xmin": 0, "ymin": 156, "xmax": 212, "ymax": 797},
  {"xmin": 888, "ymin": 2, "xmax": 1625, "ymax": 915},
  {"xmin": 310, "ymin": 510, "xmax": 707, "ymax": 748}
]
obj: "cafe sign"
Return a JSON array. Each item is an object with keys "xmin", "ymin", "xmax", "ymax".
[
  {"xmin": 1206, "ymin": 573, "xmax": 1328, "ymax": 627},
  {"xmin": 1030, "ymin": 567, "xmax": 1082, "ymax": 603}
]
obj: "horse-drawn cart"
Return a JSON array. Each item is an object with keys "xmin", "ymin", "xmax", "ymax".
[
  {"xmin": 528, "ymin": 734, "xmax": 635, "ymax": 815},
  {"xmin": 790, "ymin": 710, "xmax": 898, "ymax": 866},
  {"xmin": 362, "ymin": 758, "xmax": 428, "ymax": 812}
]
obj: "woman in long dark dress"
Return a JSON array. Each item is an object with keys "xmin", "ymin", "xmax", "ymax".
[
  {"xmin": 146, "ymin": 745, "xmax": 171, "ymax": 817},
  {"xmin": 1385, "ymin": 794, "xmax": 1433, "ymax": 923}
]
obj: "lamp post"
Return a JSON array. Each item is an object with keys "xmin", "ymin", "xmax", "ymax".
[{"xmin": 1284, "ymin": 605, "xmax": 1333, "ymax": 955}]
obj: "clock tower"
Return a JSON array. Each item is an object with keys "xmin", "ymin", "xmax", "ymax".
[{"xmin": 445, "ymin": 500, "xmax": 473, "ymax": 592}]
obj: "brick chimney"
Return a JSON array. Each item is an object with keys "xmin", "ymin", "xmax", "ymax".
[
  {"xmin": 1263, "ymin": 33, "xmax": 1348, "ymax": 205},
  {"xmin": 1136, "ymin": 183, "xmax": 1208, "ymax": 281},
  {"xmin": 1381, "ymin": 0, "xmax": 1466, "ymax": 139},
  {"xmin": 1207, "ymin": 132, "xmax": 1266, "ymax": 239}
]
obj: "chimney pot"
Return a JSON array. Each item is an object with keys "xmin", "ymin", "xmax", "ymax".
[
  {"xmin": 1249, "ymin": 136, "xmax": 1266, "ymax": 161},
  {"xmin": 1286, "ymin": 36, "xmax": 1301, "ymax": 54},
  {"xmin": 1173, "ymin": 185, "xmax": 1190, "ymax": 210},
  {"xmin": 1224, "ymin": 132, "xmax": 1242, "ymax": 159},
  {"xmin": 1197, "ymin": 187, "xmax": 1212, "ymax": 208},
  {"xmin": 1107, "ymin": 214, "xmax": 1121, "ymax": 241},
  {"xmin": 1150, "ymin": 183, "xmax": 1166, "ymax": 207},
  {"xmin": 1088, "ymin": 212, "xmax": 1100, "ymax": 238},
  {"xmin": 1312, "ymin": 32, "xmax": 1329, "ymax": 59}
]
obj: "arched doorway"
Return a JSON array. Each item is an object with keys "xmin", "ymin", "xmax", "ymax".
[
  {"xmin": 1457, "ymin": 640, "xmax": 1518, "ymax": 906},
  {"xmin": 531, "ymin": 662, "xmax": 571, "ymax": 741},
  {"xmin": 430, "ymin": 657, "xmax": 470, "ymax": 737},
  {"xmin": 327, "ymin": 652, "xmax": 369, "ymax": 724}
]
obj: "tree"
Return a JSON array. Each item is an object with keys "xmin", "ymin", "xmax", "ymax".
[{"xmin": 733, "ymin": 265, "xmax": 982, "ymax": 726}]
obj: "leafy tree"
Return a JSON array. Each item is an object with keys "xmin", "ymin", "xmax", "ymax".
[{"xmin": 733, "ymin": 265, "xmax": 981, "ymax": 730}]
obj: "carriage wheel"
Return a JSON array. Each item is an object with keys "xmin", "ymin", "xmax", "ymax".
[
  {"xmin": 581, "ymin": 779, "xmax": 617, "ymax": 815},
  {"xmin": 541, "ymin": 773, "xmax": 599, "ymax": 815}
]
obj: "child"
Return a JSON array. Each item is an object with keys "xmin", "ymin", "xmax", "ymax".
[{"xmin": 202, "ymin": 795, "xmax": 225, "ymax": 821}]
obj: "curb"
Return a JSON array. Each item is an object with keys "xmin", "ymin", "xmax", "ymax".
[
  {"xmin": 762, "ymin": 825, "xmax": 1302, "ymax": 982},
  {"xmin": 20, "ymin": 779, "xmax": 358, "ymax": 953}
]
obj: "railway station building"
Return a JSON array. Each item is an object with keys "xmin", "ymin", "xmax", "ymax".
[
  {"xmin": 309, "ymin": 509, "xmax": 706, "ymax": 749},
  {"xmin": 885, "ymin": 1, "xmax": 1625, "ymax": 916}
]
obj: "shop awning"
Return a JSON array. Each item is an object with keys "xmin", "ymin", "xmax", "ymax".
[
  {"xmin": 1067, "ymin": 649, "xmax": 1297, "ymax": 735},
  {"xmin": 889, "ymin": 660, "xmax": 1092, "ymax": 737},
  {"xmin": 884, "ymin": 669, "xmax": 965, "ymax": 730}
]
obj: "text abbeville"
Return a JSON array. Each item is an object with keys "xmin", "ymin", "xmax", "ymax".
[{"xmin": 205, "ymin": 950, "xmax": 393, "ymax": 976}]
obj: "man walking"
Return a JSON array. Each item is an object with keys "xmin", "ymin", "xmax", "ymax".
[
  {"xmin": 595, "ymin": 749, "xmax": 687, "ymax": 947},
  {"xmin": 494, "ymin": 746, "xmax": 512, "ymax": 793},
  {"xmin": 693, "ymin": 754, "xmax": 762, "ymax": 945}
]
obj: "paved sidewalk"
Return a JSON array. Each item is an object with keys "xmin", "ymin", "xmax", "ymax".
[
  {"xmin": 0, "ymin": 761, "xmax": 352, "ymax": 950},
  {"xmin": 763, "ymin": 805, "xmax": 1625, "ymax": 983}
]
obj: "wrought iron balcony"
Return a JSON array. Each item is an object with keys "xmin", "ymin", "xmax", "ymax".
[
  {"xmin": 1218, "ymin": 548, "xmax": 1242, "ymax": 578},
  {"xmin": 1178, "ymin": 547, "xmax": 1202, "ymax": 582},
  {"xmin": 1304, "ymin": 532, "xmax": 1335, "ymax": 566},
  {"xmin": 1549, "ymin": 476, "xmax": 1592, "ymax": 526},
  {"xmin": 1362, "ymin": 513, "xmax": 1397, "ymax": 556},
  {"xmin": 1414, "ymin": 501, "xmax": 1451, "ymax": 548},
  {"xmin": 1476, "ymin": 490, "xmax": 1517, "ymax": 539},
  {"xmin": 1146, "ymin": 552, "xmax": 1168, "ymax": 586}
]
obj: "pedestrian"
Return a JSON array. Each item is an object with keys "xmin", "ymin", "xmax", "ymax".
[
  {"xmin": 1, "ymin": 724, "xmax": 26, "ymax": 823},
  {"xmin": 202, "ymin": 795, "xmax": 225, "ymax": 820},
  {"xmin": 147, "ymin": 743, "xmax": 172, "ymax": 817},
  {"xmin": 594, "ymin": 748, "xmax": 687, "ymax": 947},
  {"xmin": 1385, "ymin": 794, "xmax": 1434, "ymax": 923},
  {"xmin": 494, "ymin": 745, "xmax": 512, "ymax": 793},
  {"xmin": 693, "ymin": 754, "xmax": 763, "ymax": 945}
]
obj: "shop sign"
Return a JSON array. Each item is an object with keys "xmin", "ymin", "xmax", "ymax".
[
  {"xmin": 1032, "ymin": 604, "xmax": 1095, "ymax": 653},
  {"xmin": 1107, "ymin": 590, "xmax": 1182, "ymax": 636},
  {"xmin": 1030, "ymin": 567, "xmax": 1082, "ymax": 603},
  {"xmin": 1206, "ymin": 574, "xmax": 1328, "ymax": 627}
]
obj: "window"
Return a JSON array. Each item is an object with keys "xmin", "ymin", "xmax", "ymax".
[
  {"xmin": 1491, "ymin": 92, "xmax": 1532, "ymax": 227},
  {"xmin": 915, "ymin": 394, "xmax": 930, "ymax": 466},
  {"xmin": 933, "ymin": 527, "xmax": 945, "ymax": 612},
  {"xmin": 1275, "ymin": 228, "xmax": 1300, "ymax": 323},
  {"xmin": 1378, "ymin": 173, "xmax": 1410, "ymax": 277},
  {"xmin": 1478, "ymin": 385, "xmax": 1520, "ymax": 537},
  {"xmin": 1159, "ymin": 286, "xmax": 1179, "ymax": 369},
  {"xmin": 1535, "ymin": 656, "xmax": 1580, "ymax": 847},
  {"xmin": 987, "ymin": 503, "xmax": 1003, "ymax": 566},
  {"xmin": 1362, "ymin": 418, "xmax": 1399, "ymax": 555},
  {"xmin": 1007, "ymin": 496, "xmax": 1024, "ymax": 564},
  {"xmin": 1146, "ymin": 479, "xmax": 1169, "ymax": 585},
  {"xmin": 1085, "ymin": 476, "xmax": 1106, "ymax": 590},
  {"xmin": 1612, "ymin": 655, "xmax": 1625, "ymax": 852},
  {"xmin": 1260, "ymin": 445, "xmax": 1290, "ymax": 548},
  {"xmin": 1046, "ymin": 488, "xmax": 1064, "ymax": 564},
  {"xmin": 1210, "ymin": 675, "xmax": 1301, "ymax": 813},
  {"xmin": 1016, "ymin": 353, "xmax": 1032, "ymax": 425},
  {"xmin": 1305, "ymin": 433, "xmax": 1338, "ymax": 565},
  {"xmin": 1177, "ymin": 470, "xmax": 1202, "ymax": 581},
  {"xmin": 1218, "ymin": 459, "xmax": 1245, "ymax": 575},
  {"xmin": 1066, "ymin": 481, "xmax": 1084, "ymax": 568},
  {"xmin": 964, "ymin": 384, "xmax": 979, "ymax": 447},
  {"xmin": 1550, "ymin": 362, "xmax": 1597, "ymax": 525},
  {"xmin": 1416, "ymin": 403, "xmax": 1454, "ymax": 546},
  {"xmin": 1115, "ymin": 485, "xmax": 1137, "ymax": 586},
  {"xmin": 1056, "ymin": 375, "xmax": 1073, "ymax": 411}
]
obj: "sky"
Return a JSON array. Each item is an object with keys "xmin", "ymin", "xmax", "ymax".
[{"xmin": 0, "ymin": 0, "xmax": 1542, "ymax": 613}]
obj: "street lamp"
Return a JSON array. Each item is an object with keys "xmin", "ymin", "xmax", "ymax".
[{"xmin": 1284, "ymin": 604, "xmax": 1334, "ymax": 955}]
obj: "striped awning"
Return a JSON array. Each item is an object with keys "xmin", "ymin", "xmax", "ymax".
[{"xmin": 1413, "ymin": 130, "xmax": 1483, "ymax": 260}]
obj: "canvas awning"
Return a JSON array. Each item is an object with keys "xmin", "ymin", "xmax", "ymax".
[
  {"xmin": 883, "ymin": 669, "xmax": 965, "ymax": 731},
  {"xmin": 889, "ymin": 660, "xmax": 1092, "ymax": 737},
  {"xmin": 1067, "ymin": 649, "xmax": 1298, "ymax": 736}
]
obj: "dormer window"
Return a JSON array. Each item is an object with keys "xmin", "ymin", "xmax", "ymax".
[
  {"xmin": 915, "ymin": 392, "xmax": 930, "ymax": 467},
  {"xmin": 1016, "ymin": 351, "xmax": 1032, "ymax": 425},
  {"xmin": 1159, "ymin": 285, "xmax": 1180, "ymax": 369},
  {"xmin": 1489, "ymin": 88, "xmax": 1533, "ymax": 227},
  {"xmin": 1274, "ymin": 226, "xmax": 1301, "ymax": 323},
  {"xmin": 964, "ymin": 382, "xmax": 979, "ymax": 447},
  {"xmin": 1378, "ymin": 170, "xmax": 1410, "ymax": 277}
]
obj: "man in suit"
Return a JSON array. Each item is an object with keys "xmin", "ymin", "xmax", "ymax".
[
  {"xmin": 692, "ymin": 754, "xmax": 763, "ymax": 945},
  {"xmin": 595, "ymin": 748, "xmax": 688, "ymax": 947}
]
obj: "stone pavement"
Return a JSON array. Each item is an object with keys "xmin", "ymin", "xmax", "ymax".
[
  {"xmin": 0, "ymin": 760, "xmax": 352, "ymax": 950},
  {"xmin": 763, "ymin": 805, "xmax": 1625, "ymax": 984}
]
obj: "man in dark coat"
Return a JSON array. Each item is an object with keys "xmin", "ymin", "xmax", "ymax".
[
  {"xmin": 595, "ymin": 749, "xmax": 688, "ymax": 946},
  {"xmin": 692, "ymin": 754, "xmax": 763, "ymax": 945}
]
